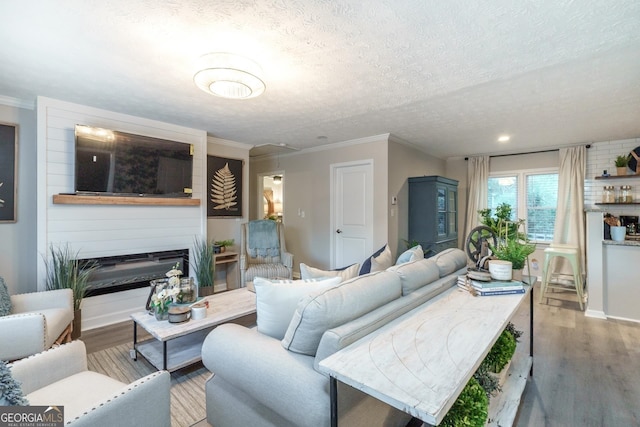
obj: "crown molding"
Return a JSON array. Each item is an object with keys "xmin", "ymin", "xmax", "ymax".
[
  {"xmin": 0, "ymin": 95, "xmax": 35, "ymax": 110},
  {"xmin": 207, "ymin": 135, "xmax": 253, "ymax": 150}
]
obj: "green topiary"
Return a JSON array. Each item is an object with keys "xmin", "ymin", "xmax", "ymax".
[
  {"xmin": 482, "ymin": 329, "xmax": 517, "ymax": 373},
  {"xmin": 440, "ymin": 376, "xmax": 489, "ymax": 427}
]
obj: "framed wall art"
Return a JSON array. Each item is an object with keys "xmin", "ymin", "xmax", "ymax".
[
  {"xmin": 207, "ymin": 155, "xmax": 243, "ymax": 217},
  {"xmin": 0, "ymin": 123, "xmax": 17, "ymax": 223}
]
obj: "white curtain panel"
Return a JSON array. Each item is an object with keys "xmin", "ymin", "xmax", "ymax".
[
  {"xmin": 553, "ymin": 146, "xmax": 586, "ymax": 274},
  {"xmin": 463, "ymin": 156, "xmax": 490, "ymax": 242}
]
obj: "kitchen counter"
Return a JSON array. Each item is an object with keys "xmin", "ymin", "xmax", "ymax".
[
  {"xmin": 603, "ymin": 238, "xmax": 640, "ymax": 247},
  {"xmin": 586, "ymin": 211, "xmax": 640, "ymax": 323}
]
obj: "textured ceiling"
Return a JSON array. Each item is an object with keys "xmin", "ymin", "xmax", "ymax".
[{"xmin": 1, "ymin": 0, "xmax": 639, "ymax": 158}]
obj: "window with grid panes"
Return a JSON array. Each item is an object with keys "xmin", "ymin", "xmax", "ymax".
[{"xmin": 487, "ymin": 170, "xmax": 558, "ymax": 242}]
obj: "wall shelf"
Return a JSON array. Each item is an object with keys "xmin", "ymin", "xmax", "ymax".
[
  {"xmin": 595, "ymin": 174, "xmax": 640, "ymax": 180},
  {"xmin": 594, "ymin": 202, "xmax": 640, "ymax": 205},
  {"xmin": 53, "ymin": 194, "xmax": 200, "ymax": 206}
]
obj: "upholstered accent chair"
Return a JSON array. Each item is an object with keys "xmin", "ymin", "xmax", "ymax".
[
  {"xmin": 0, "ymin": 280, "xmax": 74, "ymax": 361},
  {"xmin": 240, "ymin": 220, "xmax": 293, "ymax": 286},
  {"xmin": 8, "ymin": 340, "xmax": 171, "ymax": 426}
]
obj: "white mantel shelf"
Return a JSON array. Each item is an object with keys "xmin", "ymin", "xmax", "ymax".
[{"xmin": 52, "ymin": 194, "xmax": 200, "ymax": 206}]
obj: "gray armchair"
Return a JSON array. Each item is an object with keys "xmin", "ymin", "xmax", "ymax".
[
  {"xmin": 240, "ymin": 220, "xmax": 293, "ymax": 286},
  {"xmin": 0, "ymin": 287, "xmax": 74, "ymax": 361},
  {"xmin": 9, "ymin": 340, "xmax": 171, "ymax": 427}
]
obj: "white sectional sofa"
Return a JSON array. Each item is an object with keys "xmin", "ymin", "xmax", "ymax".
[{"xmin": 201, "ymin": 248, "xmax": 468, "ymax": 427}]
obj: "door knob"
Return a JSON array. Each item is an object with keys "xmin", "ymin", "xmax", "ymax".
[{"xmin": 336, "ymin": 229, "xmax": 342, "ymax": 233}]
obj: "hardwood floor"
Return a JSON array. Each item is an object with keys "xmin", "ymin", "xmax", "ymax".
[
  {"xmin": 516, "ymin": 286, "xmax": 640, "ymax": 427},
  {"xmin": 80, "ymin": 284, "xmax": 640, "ymax": 427}
]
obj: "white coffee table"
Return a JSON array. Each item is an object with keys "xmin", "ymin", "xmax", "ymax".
[{"xmin": 131, "ymin": 287, "xmax": 256, "ymax": 371}]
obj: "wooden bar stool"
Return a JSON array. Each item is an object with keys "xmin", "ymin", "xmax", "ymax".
[{"xmin": 539, "ymin": 245, "xmax": 584, "ymax": 310}]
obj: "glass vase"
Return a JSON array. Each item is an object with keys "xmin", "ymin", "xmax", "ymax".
[
  {"xmin": 177, "ymin": 277, "xmax": 197, "ymax": 304},
  {"xmin": 154, "ymin": 306, "xmax": 169, "ymax": 321}
]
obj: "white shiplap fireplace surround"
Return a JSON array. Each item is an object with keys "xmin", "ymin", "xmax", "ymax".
[{"xmin": 36, "ymin": 97, "xmax": 207, "ymax": 331}]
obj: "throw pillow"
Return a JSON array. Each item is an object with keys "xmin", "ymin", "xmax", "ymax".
[
  {"xmin": 0, "ymin": 277, "xmax": 12, "ymax": 316},
  {"xmin": 0, "ymin": 360, "xmax": 29, "ymax": 406},
  {"xmin": 299, "ymin": 263, "xmax": 360, "ymax": 282},
  {"xmin": 253, "ymin": 276, "xmax": 342, "ymax": 340},
  {"xmin": 370, "ymin": 244, "xmax": 393, "ymax": 272},
  {"xmin": 395, "ymin": 244, "xmax": 424, "ymax": 265},
  {"xmin": 359, "ymin": 244, "xmax": 388, "ymax": 275}
]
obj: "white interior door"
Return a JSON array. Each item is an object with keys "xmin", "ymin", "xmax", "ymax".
[{"xmin": 331, "ymin": 160, "xmax": 373, "ymax": 269}]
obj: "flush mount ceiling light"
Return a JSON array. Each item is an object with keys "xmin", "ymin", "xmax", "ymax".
[
  {"xmin": 498, "ymin": 135, "xmax": 511, "ymax": 142},
  {"xmin": 273, "ymin": 175, "xmax": 282, "ymax": 184},
  {"xmin": 194, "ymin": 53, "xmax": 265, "ymax": 100}
]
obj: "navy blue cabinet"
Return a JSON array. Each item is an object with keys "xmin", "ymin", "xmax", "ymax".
[{"xmin": 408, "ymin": 176, "xmax": 458, "ymax": 257}]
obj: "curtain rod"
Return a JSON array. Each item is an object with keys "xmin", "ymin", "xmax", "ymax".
[{"xmin": 464, "ymin": 144, "xmax": 591, "ymax": 160}]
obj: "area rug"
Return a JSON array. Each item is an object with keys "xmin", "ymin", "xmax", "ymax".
[{"xmin": 87, "ymin": 343, "xmax": 209, "ymax": 427}]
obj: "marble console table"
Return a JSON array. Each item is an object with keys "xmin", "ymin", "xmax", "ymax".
[{"xmin": 319, "ymin": 285, "xmax": 533, "ymax": 427}]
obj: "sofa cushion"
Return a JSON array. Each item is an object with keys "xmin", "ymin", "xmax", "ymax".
[
  {"xmin": 254, "ymin": 277, "xmax": 342, "ymax": 340},
  {"xmin": 299, "ymin": 263, "xmax": 360, "ymax": 282},
  {"xmin": 358, "ymin": 244, "xmax": 387, "ymax": 275},
  {"xmin": 387, "ymin": 258, "xmax": 440, "ymax": 296},
  {"xmin": 395, "ymin": 245, "xmax": 424, "ymax": 265},
  {"xmin": 432, "ymin": 248, "xmax": 468, "ymax": 277},
  {"xmin": 26, "ymin": 371, "xmax": 125, "ymax": 422},
  {"xmin": 0, "ymin": 277, "xmax": 11, "ymax": 316},
  {"xmin": 282, "ymin": 270, "xmax": 402, "ymax": 356}
]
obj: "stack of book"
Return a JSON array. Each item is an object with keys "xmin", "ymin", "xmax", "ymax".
[{"xmin": 457, "ymin": 275, "xmax": 525, "ymax": 296}]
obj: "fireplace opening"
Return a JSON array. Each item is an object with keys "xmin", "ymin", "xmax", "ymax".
[{"xmin": 82, "ymin": 249, "xmax": 189, "ymax": 297}]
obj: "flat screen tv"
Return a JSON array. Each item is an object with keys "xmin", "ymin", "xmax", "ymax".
[{"xmin": 74, "ymin": 125, "xmax": 193, "ymax": 197}]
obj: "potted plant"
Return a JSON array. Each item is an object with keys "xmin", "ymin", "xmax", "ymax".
[
  {"xmin": 191, "ymin": 236, "xmax": 215, "ymax": 297},
  {"xmin": 479, "ymin": 203, "xmax": 535, "ymax": 281},
  {"xmin": 44, "ymin": 244, "xmax": 97, "ymax": 339},
  {"xmin": 214, "ymin": 239, "xmax": 234, "ymax": 254},
  {"xmin": 478, "ymin": 203, "xmax": 526, "ymax": 242},
  {"xmin": 615, "ymin": 154, "xmax": 631, "ymax": 176},
  {"xmin": 490, "ymin": 238, "xmax": 536, "ymax": 280}
]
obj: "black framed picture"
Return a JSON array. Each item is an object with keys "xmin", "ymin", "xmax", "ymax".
[
  {"xmin": 207, "ymin": 155, "xmax": 243, "ymax": 217},
  {"xmin": 0, "ymin": 123, "xmax": 17, "ymax": 223}
]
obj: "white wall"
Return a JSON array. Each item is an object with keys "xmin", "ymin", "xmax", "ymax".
[
  {"xmin": 250, "ymin": 135, "xmax": 389, "ymax": 272},
  {"xmin": 0, "ymin": 102, "xmax": 37, "ymax": 295},
  {"xmin": 388, "ymin": 138, "xmax": 446, "ymax": 256},
  {"xmin": 36, "ymin": 97, "xmax": 208, "ymax": 330}
]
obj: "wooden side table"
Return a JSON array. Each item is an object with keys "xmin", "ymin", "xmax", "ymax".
[{"xmin": 214, "ymin": 251, "xmax": 240, "ymax": 290}]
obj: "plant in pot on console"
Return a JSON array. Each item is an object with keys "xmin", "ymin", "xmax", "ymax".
[
  {"xmin": 214, "ymin": 239, "xmax": 234, "ymax": 254},
  {"xmin": 615, "ymin": 154, "xmax": 631, "ymax": 176},
  {"xmin": 490, "ymin": 238, "xmax": 536, "ymax": 281},
  {"xmin": 478, "ymin": 203, "xmax": 527, "ymax": 242},
  {"xmin": 44, "ymin": 244, "xmax": 97, "ymax": 339},
  {"xmin": 192, "ymin": 236, "xmax": 215, "ymax": 297},
  {"xmin": 479, "ymin": 203, "xmax": 535, "ymax": 281}
]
